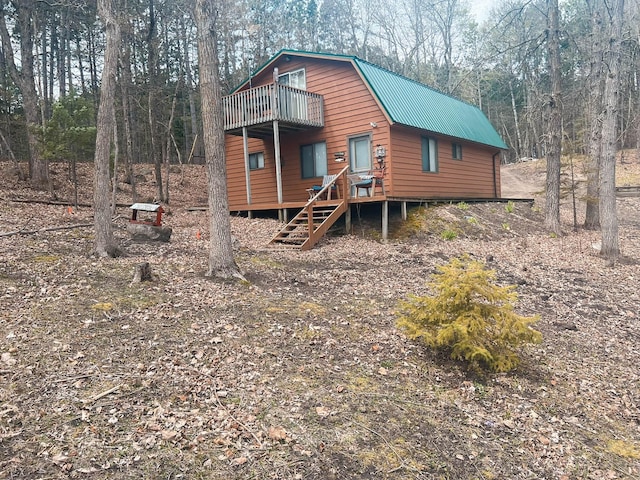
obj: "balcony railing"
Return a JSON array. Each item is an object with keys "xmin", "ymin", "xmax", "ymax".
[{"xmin": 223, "ymin": 83, "xmax": 324, "ymax": 132}]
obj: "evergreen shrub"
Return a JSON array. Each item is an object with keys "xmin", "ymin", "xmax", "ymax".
[{"xmin": 397, "ymin": 255, "xmax": 542, "ymax": 372}]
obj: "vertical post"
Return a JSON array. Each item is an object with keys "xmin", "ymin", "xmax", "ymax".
[
  {"xmin": 381, "ymin": 201, "xmax": 389, "ymax": 241},
  {"xmin": 243, "ymin": 127, "xmax": 251, "ymax": 206},
  {"xmin": 272, "ymin": 70, "xmax": 284, "ymax": 207},
  {"xmin": 401, "ymin": 201, "xmax": 407, "ymax": 220},
  {"xmin": 308, "ymin": 204, "xmax": 314, "ymax": 243},
  {"xmin": 345, "ymin": 204, "xmax": 351, "ymax": 234}
]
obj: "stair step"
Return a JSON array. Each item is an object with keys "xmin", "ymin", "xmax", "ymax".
[
  {"xmin": 269, "ymin": 198, "xmax": 346, "ymax": 250},
  {"xmin": 281, "ymin": 225, "xmax": 306, "ymax": 232},
  {"xmin": 274, "ymin": 238, "xmax": 306, "ymax": 244},
  {"xmin": 274, "ymin": 231, "xmax": 308, "ymax": 238}
]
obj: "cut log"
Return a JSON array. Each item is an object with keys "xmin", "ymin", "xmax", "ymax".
[{"xmin": 131, "ymin": 262, "xmax": 153, "ymax": 283}]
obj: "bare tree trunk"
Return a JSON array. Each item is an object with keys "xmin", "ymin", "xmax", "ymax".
[
  {"xmin": 147, "ymin": 0, "xmax": 164, "ymax": 202},
  {"xmin": 76, "ymin": 35, "xmax": 86, "ymax": 94},
  {"xmin": 111, "ymin": 109, "xmax": 119, "ymax": 216},
  {"xmin": 94, "ymin": 0, "xmax": 120, "ymax": 257},
  {"xmin": 88, "ymin": 28, "xmax": 99, "ymax": 104},
  {"xmin": 544, "ymin": 0, "xmax": 562, "ymax": 236},
  {"xmin": 599, "ymin": 0, "xmax": 624, "ymax": 263},
  {"xmin": 0, "ymin": 1, "xmax": 49, "ymax": 190},
  {"xmin": 119, "ymin": 28, "xmax": 137, "ymax": 203},
  {"xmin": 585, "ymin": 3, "xmax": 604, "ymax": 229},
  {"xmin": 0, "ymin": 129, "xmax": 26, "ymax": 180},
  {"xmin": 163, "ymin": 78, "xmax": 181, "ymax": 205},
  {"xmin": 181, "ymin": 20, "xmax": 200, "ymax": 163},
  {"xmin": 193, "ymin": 0, "xmax": 243, "ymax": 280},
  {"xmin": 41, "ymin": 20, "xmax": 49, "ymax": 124},
  {"xmin": 509, "ymin": 80, "xmax": 523, "ymax": 160}
]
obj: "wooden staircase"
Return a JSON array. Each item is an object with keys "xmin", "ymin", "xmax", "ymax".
[{"xmin": 269, "ymin": 167, "xmax": 349, "ymax": 250}]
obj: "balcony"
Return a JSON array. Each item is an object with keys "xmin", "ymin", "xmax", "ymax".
[{"xmin": 223, "ymin": 83, "xmax": 324, "ymax": 138}]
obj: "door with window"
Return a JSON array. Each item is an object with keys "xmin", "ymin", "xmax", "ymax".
[
  {"xmin": 278, "ymin": 68, "xmax": 307, "ymax": 121},
  {"xmin": 349, "ymin": 135, "xmax": 372, "ymax": 173}
]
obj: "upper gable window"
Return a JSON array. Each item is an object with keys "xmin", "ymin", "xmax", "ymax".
[
  {"xmin": 452, "ymin": 143, "xmax": 462, "ymax": 160},
  {"xmin": 278, "ymin": 68, "xmax": 306, "ymax": 90}
]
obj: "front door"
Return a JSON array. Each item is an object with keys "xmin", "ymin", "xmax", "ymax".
[{"xmin": 349, "ymin": 135, "xmax": 372, "ymax": 173}]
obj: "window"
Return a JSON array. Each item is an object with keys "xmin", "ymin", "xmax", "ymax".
[
  {"xmin": 452, "ymin": 142, "xmax": 462, "ymax": 160},
  {"xmin": 422, "ymin": 136, "xmax": 438, "ymax": 172},
  {"xmin": 300, "ymin": 142, "xmax": 327, "ymax": 179},
  {"xmin": 249, "ymin": 152, "xmax": 264, "ymax": 170},
  {"xmin": 278, "ymin": 68, "xmax": 306, "ymax": 90}
]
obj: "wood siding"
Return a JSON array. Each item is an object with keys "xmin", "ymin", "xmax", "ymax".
[
  {"xmin": 388, "ymin": 125, "xmax": 501, "ymax": 199},
  {"xmin": 225, "ymin": 55, "xmax": 501, "ymax": 211}
]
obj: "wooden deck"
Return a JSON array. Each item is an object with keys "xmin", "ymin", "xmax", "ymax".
[{"xmin": 223, "ymin": 83, "xmax": 324, "ymax": 138}]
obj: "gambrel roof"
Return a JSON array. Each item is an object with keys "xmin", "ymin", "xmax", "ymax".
[{"xmin": 236, "ymin": 50, "xmax": 508, "ymax": 150}]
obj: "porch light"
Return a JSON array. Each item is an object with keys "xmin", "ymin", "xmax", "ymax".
[
  {"xmin": 334, "ymin": 151, "xmax": 346, "ymax": 162},
  {"xmin": 375, "ymin": 144, "xmax": 386, "ymax": 165}
]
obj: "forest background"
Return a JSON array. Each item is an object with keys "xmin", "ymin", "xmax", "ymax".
[
  {"xmin": 1, "ymin": 0, "xmax": 638, "ymax": 193},
  {"xmin": 2, "ymin": 1, "xmax": 640, "ymax": 477}
]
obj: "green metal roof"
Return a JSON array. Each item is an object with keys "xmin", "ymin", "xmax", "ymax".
[
  {"xmin": 238, "ymin": 50, "xmax": 507, "ymax": 150},
  {"xmin": 351, "ymin": 58, "xmax": 507, "ymax": 149}
]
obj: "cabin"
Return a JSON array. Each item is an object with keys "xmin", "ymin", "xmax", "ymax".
[{"xmin": 223, "ymin": 50, "xmax": 508, "ymax": 249}]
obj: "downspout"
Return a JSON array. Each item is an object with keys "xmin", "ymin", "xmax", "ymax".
[{"xmin": 492, "ymin": 151, "xmax": 501, "ymax": 198}]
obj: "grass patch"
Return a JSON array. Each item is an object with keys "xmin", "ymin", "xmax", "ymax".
[
  {"xmin": 390, "ymin": 206, "xmax": 427, "ymax": 239},
  {"xmin": 505, "ymin": 200, "xmax": 515, "ymax": 213},
  {"xmin": 91, "ymin": 302, "xmax": 114, "ymax": 312},
  {"xmin": 440, "ymin": 229, "xmax": 458, "ymax": 240},
  {"xmin": 606, "ymin": 439, "xmax": 640, "ymax": 459},
  {"xmin": 249, "ymin": 255, "xmax": 284, "ymax": 269}
]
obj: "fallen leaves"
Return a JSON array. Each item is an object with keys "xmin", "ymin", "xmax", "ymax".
[
  {"xmin": 1, "ymin": 161, "xmax": 640, "ymax": 479},
  {"xmin": 315, "ymin": 406, "xmax": 334, "ymax": 419},
  {"xmin": 1, "ymin": 351, "xmax": 16, "ymax": 366},
  {"xmin": 267, "ymin": 425, "xmax": 288, "ymax": 441}
]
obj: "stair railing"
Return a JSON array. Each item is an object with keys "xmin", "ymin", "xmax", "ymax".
[{"xmin": 305, "ymin": 165, "xmax": 350, "ymax": 245}]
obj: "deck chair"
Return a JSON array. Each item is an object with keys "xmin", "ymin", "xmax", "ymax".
[
  {"xmin": 348, "ymin": 174, "xmax": 374, "ymax": 198},
  {"xmin": 307, "ymin": 174, "xmax": 340, "ymax": 200}
]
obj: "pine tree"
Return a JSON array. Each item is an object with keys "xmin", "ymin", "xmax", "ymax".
[{"xmin": 397, "ymin": 256, "xmax": 542, "ymax": 373}]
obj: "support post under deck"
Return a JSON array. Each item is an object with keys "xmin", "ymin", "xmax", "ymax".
[
  {"xmin": 345, "ymin": 204, "xmax": 351, "ymax": 234},
  {"xmin": 382, "ymin": 201, "xmax": 389, "ymax": 241},
  {"xmin": 242, "ymin": 127, "xmax": 251, "ymax": 206}
]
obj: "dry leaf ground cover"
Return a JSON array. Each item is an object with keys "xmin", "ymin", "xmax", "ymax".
[{"xmin": 1, "ymin": 158, "xmax": 639, "ymax": 479}]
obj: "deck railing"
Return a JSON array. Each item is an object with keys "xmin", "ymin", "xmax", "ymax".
[{"xmin": 223, "ymin": 83, "xmax": 324, "ymax": 131}]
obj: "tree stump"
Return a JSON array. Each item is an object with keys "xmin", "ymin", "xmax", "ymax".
[{"xmin": 131, "ymin": 262, "xmax": 153, "ymax": 283}]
